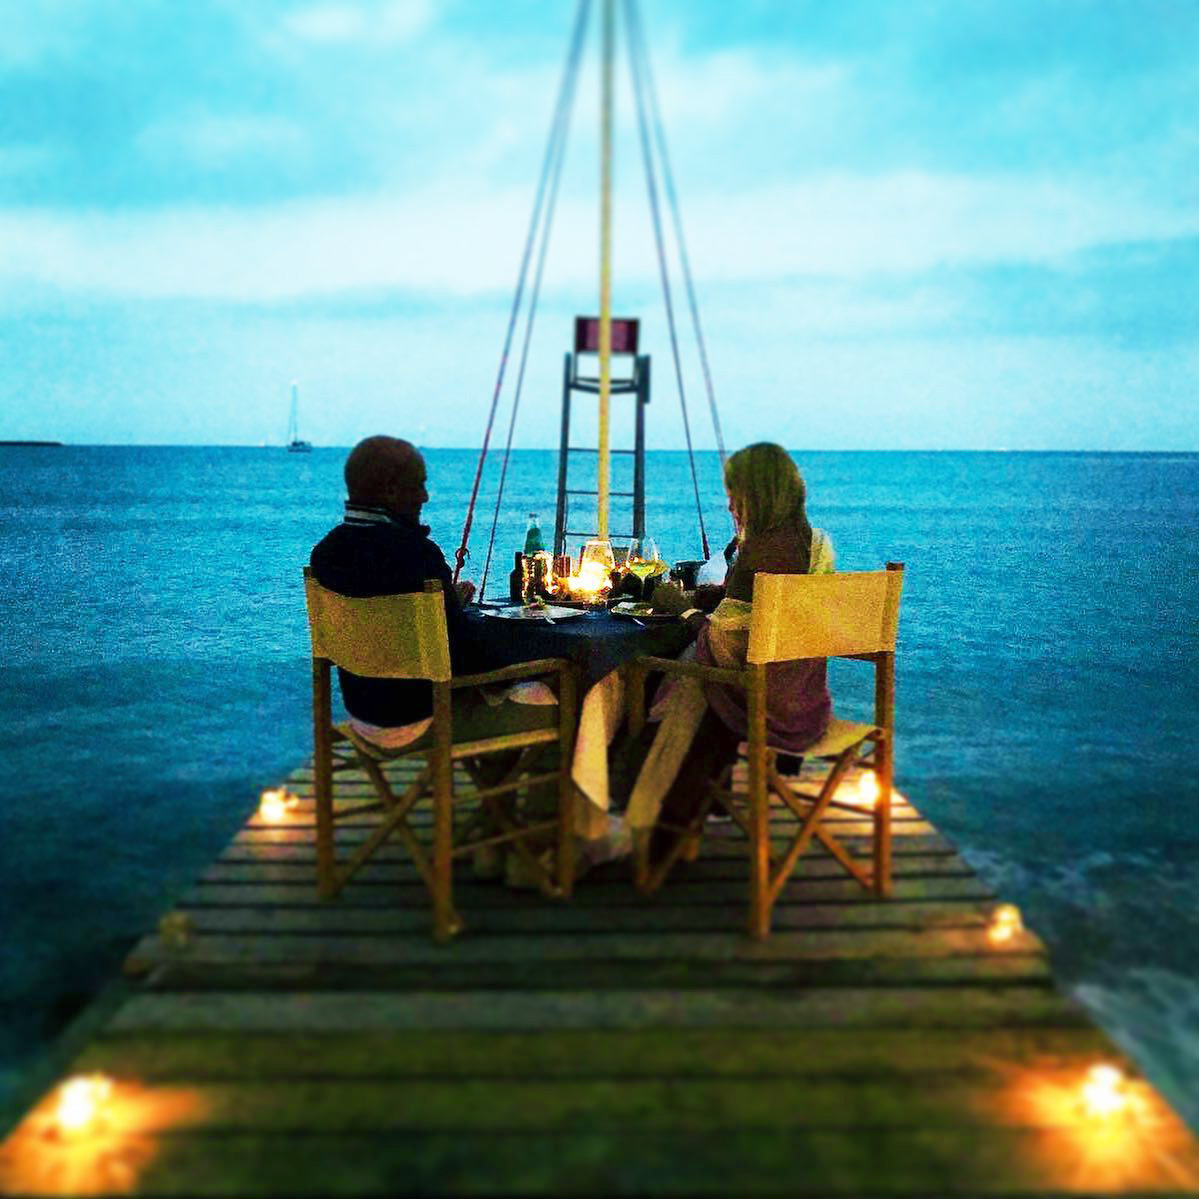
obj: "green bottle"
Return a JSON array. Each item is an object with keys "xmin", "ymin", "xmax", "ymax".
[{"xmin": 523, "ymin": 512, "xmax": 545, "ymax": 556}]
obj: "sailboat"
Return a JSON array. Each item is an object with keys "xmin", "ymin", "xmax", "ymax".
[{"xmin": 286, "ymin": 381, "xmax": 312, "ymax": 453}]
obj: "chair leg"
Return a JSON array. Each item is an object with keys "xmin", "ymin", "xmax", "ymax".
[
  {"xmin": 633, "ymin": 830, "xmax": 651, "ymax": 892},
  {"xmin": 639, "ymin": 795, "xmax": 717, "ymax": 896},
  {"xmin": 873, "ymin": 732, "xmax": 893, "ymax": 897},
  {"xmin": 430, "ymin": 691, "xmax": 461, "ymax": 942},
  {"xmin": 557, "ymin": 665, "xmax": 578, "ymax": 898},
  {"xmin": 312, "ymin": 660, "xmax": 336, "ymax": 900},
  {"xmin": 873, "ymin": 651, "xmax": 896, "ymax": 897},
  {"xmin": 748, "ymin": 805, "xmax": 771, "ymax": 941},
  {"xmin": 746, "ymin": 666, "xmax": 771, "ymax": 941}
]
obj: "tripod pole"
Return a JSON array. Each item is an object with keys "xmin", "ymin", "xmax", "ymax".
[{"xmin": 597, "ymin": 0, "xmax": 615, "ymax": 540}]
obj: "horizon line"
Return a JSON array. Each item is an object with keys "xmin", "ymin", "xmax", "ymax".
[{"xmin": 5, "ymin": 443, "xmax": 1198, "ymax": 455}]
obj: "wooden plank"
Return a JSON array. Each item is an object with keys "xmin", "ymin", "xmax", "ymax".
[
  {"xmin": 258, "ymin": 792, "xmax": 926, "ymax": 816},
  {"xmin": 124, "ymin": 926, "xmax": 1046, "ymax": 974},
  {"xmin": 107, "ymin": 986, "xmax": 1087, "ymax": 1034},
  {"xmin": 179, "ymin": 876, "xmax": 994, "ymax": 910},
  {"xmin": 5, "ymin": 1072, "xmax": 1182, "ymax": 1135},
  {"xmin": 163, "ymin": 900, "xmax": 996, "ymax": 935},
  {"xmin": 281, "ymin": 784, "xmax": 926, "ymax": 818},
  {"xmin": 70, "ymin": 1025, "xmax": 1116, "ymax": 1081},
  {"xmin": 219, "ymin": 832, "xmax": 961, "ymax": 861},
  {"xmin": 231, "ymin": 820, "xmax": 942, "ymax": 845},
  {"xmin": 137, "ymin": 953, "xmax": 1054, "ymax": 994},
  {"xmin": 7, "ymin": 1125, "xmax": 1198, "ymax": 1197},
  {"xmin": 200, "ymin": 851, "xmax": 974, "ymax": 884}
]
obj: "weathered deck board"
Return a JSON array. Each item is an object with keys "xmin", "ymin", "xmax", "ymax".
[
  {"xmin": 69, "ymin": 1026, "xmax": 1117, "ymax": 1079},
  {"xmin": 3, "ymin": 757, "xmax": 1197, "ymax": 1198}
]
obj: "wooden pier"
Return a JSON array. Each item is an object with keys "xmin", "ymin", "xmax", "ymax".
[{"xmin": 3, "ymin": 757, "xmax": 1198, "ymax": 1196}]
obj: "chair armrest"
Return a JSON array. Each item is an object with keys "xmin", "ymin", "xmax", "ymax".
[
  {"xmin": 452, "ymin": 658, "xmax": 573, "ymax": 689},
  {"xmin": 635, "ymin": 655, "xmax": 745, "ymax": 687}
]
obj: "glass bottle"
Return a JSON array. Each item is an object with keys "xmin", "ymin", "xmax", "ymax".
[
  {"xmin": 523, "ymin": 513, "xmax": 545, "ymax": 556},
  {"xmin": 509, "ymin": 552, "xmax": 524, "ymax": 603}
]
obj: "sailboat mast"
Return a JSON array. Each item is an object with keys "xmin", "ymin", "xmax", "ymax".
[
  {"xmin": 288, "ymin": 381, "xmax": 299, "ymax": 443},
  {"xmin": 596, "ymin": 0, "xmax": 614, "ymax": 540}
]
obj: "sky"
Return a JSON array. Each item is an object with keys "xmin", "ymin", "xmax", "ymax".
[{"xmin": 0, "ymin": 0, "xmax": 1196, "ymax": 450}]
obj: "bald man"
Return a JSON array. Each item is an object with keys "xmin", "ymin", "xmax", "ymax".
[{"xmin": 309, "ymin": 436, "xmax": 480, "ymax": 740}]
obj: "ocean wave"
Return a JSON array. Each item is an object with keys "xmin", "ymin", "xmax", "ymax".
[
  {"xmin": 1075, "ymin": 968, "xmax": 1199, "ymax": 1135},
  {"xmin": 960, "ymin": 844, "xmax": 1199, "ymax": 1133}
]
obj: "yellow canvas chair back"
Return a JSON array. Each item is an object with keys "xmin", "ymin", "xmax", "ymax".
[
  {"xmin": 304, "ymin": 570, "xmax": 451, "ymax": 682},
  {"xmin": 630, "ymin": 562, "xmax": 905, "ymax": 939},
  {"xmin": 302, "ymin": 566, "xmax": 578, "ymax": 942},
  {"xmin": 747, "ymin": 568, "xmax": 903, "ymax": 663}
]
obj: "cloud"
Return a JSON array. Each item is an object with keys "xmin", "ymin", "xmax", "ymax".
[
  {"xmin": 136, "ymin": 113, "xmax": 309, "ymax": 170},
  {"xmin": 0, "ymin": 1, "xmax": 86, "ymax": 68},
  {"xmin": 1, "ymin": 168, "xmax": 1195, "ymax": 306},
  {"xmin": 0, "ymin": 143, "xmax": 58, "ymax": 179},
  {"xmin": 280, "ymin": 0, "xmax": 434, "ymax": 46}
]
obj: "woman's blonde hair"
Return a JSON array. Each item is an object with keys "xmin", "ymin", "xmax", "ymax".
[{"xmin": 724, "ymin": 442, "xmax": 809, "ymax": 539}]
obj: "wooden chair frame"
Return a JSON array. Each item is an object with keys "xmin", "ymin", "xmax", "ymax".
[
  {"xmin": 627, "ymin": 562, "xmax": 904, "ymax": 940},
  {"xmin": 305, "ymin": 571, "xmax": 578, "ymax": 942}
]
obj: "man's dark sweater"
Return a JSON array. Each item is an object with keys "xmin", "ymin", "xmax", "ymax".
[{"xmin": 310, "ymin": 504, "xmax": 478, "ymax": 727}]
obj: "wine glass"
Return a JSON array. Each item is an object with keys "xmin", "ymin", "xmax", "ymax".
[
  {"xmin": 578, "ymin": 538, "xmax": 616, "ymax": 606},
  {"xmin": 626, "ymin": 535, "xmax": 666, "ymax": 599}
]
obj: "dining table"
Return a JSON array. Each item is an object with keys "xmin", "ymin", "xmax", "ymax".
[{"xmin": 464, "ymin": 604, "xmax": 693, "ymax": 840}]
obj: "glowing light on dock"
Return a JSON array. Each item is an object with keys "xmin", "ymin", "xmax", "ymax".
[
  {"xmin": 258, "ymin": 787, "xmax": 297, "ymax": 821},
  {"xmin": 53, "ymin": 1075, "xmax": 112, "ymax": 1135},
  {"xmin": 855, "ymin": 770, "xmax": 880, "ymax": 807},
  {"xmin": 1080, "ymin": 1063, "xmax": 1129, "ymax": 1119},
  {"xmin": 988, "ymin": 903, "xmax": 1024, "ymax": 945}
]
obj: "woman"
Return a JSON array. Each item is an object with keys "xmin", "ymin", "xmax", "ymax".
[{"xmin": 629, "ymin": 443, "xmax": 835, "ymax": 863}]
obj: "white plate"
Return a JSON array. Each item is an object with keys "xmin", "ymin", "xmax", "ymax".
[
  {"xmin": 486, "ymin": 604, "xmax": 586, "ymax": 621},
  {"xmin": 611, "ymin": 606, "xmax": 676, "ymax": 622}
]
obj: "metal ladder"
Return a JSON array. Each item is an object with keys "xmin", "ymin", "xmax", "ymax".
[{"xmin": 553, "ymin": 348, "xmax": 650, "ymax": 558}]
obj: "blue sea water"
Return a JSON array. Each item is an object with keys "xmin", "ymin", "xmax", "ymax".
[{"xmin": 1, "ymin": 446, "xmax": 1197, "ymax": 1131}]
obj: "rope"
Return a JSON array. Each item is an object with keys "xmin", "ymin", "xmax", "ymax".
[
  {"xmin": 624, "ymin": 0, "xmax": 710, "ymax": 560},
  {"xmin": 478, "ymin": 3, "xmax": 586, "ymax": 599},
  {"xmin": 626, "ymin": 0, "xmax": 727, "ymax": 467},
  {"xmin": 453, "ymin": 0, "xmax": 592, "ymax": 584}
]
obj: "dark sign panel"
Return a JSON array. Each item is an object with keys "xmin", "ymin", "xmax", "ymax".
[{"xmin": 574, "ymin": 316, "xmax": 639, "ymax": 355}]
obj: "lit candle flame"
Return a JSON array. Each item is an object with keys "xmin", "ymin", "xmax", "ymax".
[
  {"xmin": 566, "ymin": 559, "xmax": 612, "ymax": 598},
  {"xmin": 988, "ymin": 902, "xmax": 1024, "ymax": 945},
  {"xmin": 1080, "ymin": 1063, "xmax": 1129, "ymax": 1119},
  {"xmin": 54, "ymin": 1075, "xmax": 113, "ymax": 1135},
  {"xmin": 258, "ymin": 787, "xmax": 297, "ymax": 821}
]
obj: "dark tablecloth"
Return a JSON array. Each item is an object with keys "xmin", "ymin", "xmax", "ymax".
[{"xmin": 464, "ymin": 608, "xmax": 692, "ymax": 688}]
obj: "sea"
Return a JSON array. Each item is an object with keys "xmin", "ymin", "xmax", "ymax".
[{"xmin": 1, "ymin": 446, "xmax": 1197, "ymax": 1132}]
